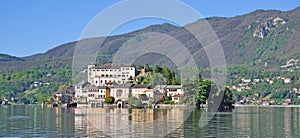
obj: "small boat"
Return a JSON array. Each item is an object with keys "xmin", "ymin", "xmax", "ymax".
[{"xmin": 67, "ymin": 102, "xmax": 77, "ymax": 108}]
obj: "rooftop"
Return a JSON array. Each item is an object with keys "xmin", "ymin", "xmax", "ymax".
[
  {"xmin": 76, "ymin": 81, "xmax": 90, "ymax": 87},
  {"xmin": 166, "ymin": 85, "xmax": 182, "ymax": 89},
  {"xmin": 93, "ymin": 64, "xmax": 133, "ymax": 69},
  {"xmin": 132, "ymin": 84, "xmax": 152, "ymax": 89},
  {"xmin": 82, "ymin": 85, "xmax": 108, "ymax": 90},
  {"xmin": 113, "ymin": 83, "xmax": 134, "ymax": 88}
]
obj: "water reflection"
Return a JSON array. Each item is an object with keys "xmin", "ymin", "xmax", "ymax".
[
  {"xmin": 1, "ymin": 105, "xmax": 300, "ymax": 137},
  {"xmin": 82, "ymin": 108, "xmax": 190, "ymax": 137},
  {"xmin": 232, "ymin": 107, "xmax": 300, "ymax": 137}
]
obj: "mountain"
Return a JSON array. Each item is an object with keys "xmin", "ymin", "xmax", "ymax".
[
  {"xmin": 2, "ymin": 6, "xmax": 299, "ymax": 71},
  {"xmin": 0, "ymin": 23, "xmax": 179, "ymax": 72},
  {"xmin": 0, "ymin": 54, "xmax": 24, "ymax": 62},
  {"xmin": 1, "ymin": 7, "xmax": 300, "ymax": 100}
]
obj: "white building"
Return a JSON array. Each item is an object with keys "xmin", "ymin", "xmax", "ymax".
[
  {"xmin": 84, "ymin": 85, "xmax": 108, "ymax": 103},
  {"xmin": 131, "ymin": 84, "xmax": 152, "ymax": 98},
  {"xmin": 75, "ymin": 81, "xmax": 110, "ymax": 103},
  {"xmin": 110, "ymin": 84, "xmax": 134, "ymax": 101},
  {"xmin": 88, "ymin": 64, "xmax": 136, "ymax": 86},
  {"xmin": 75, "ymin": 81, "xmax": 90, "ymax": 103},
  {"xmin": 172, "ymin": 94, "xmax": 183, "ymax": 103},
  {"xmin": 165, "ymin": 85, "xmax": 183, "ymax": 96}
]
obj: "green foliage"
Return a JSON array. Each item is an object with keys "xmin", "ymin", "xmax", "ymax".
[
  {"xmin": 127, "ymin": 96, "xmax": 142, "ymax": 107},
  {"xmin": 162, "ymin": 95, "xmax": 174, "ymax": 104},
  {"xmin": 0, "ymin": 66, "xmax": 72, "ymax": 104},
  {"xmin": 154, "ymin": 65, "xmax": 163, "ymax": 73},
  {"xmin": 139, "ymin": 94, "xmax": 149, "ymax": 101},
  {"xmin": 104, "ymin": 96, "xmax": 115, "ymax": 104},
  {"xmin": 218, "ymin": 87, "xmax": 235, "ymax": 112},
  {"xmin": 137, "ymin": 76, "xmax": 150, "ymax": 84},
  {"xmin": 149, "ymin": 73, "xmax": 166, "ymax": 86},
  {"xmin": 137, "ymin": 64, "xmax": 180, "ymax": 85},
  {"xmin": 144, "ymin": 64, "xmax": 151, "ymax": 72}
]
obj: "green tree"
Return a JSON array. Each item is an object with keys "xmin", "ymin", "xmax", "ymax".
[
  {"xmin": 127, "ymin": 96, "xmax": 142, "ymax": 107},
  {"xmin": 145, "ymin": 64, "xmax": 151, "ymax": 72},
  {"xmin": 149, "ymin": 73, "xmax": 166, "ymax": 86},
  {"xmin": 154, "ymin": 65, "xmax": 163, "ymax": 73},
  {"xmin": 218, "ymin": 87, "xmax": 235, "ymax": 112},
  {"xmin": 104, "ymin": 96, "xmax": 115, "ymax": 104}
]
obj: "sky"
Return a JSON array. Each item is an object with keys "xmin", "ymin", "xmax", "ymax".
[{"xmin": 0, "ymin": 0, "xmax": 300, "ymax": 57}]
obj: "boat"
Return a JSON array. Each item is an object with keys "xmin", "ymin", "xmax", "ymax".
[{"xmin": 67, "ymin": 102, "xmax": 77, "ymax": 108}]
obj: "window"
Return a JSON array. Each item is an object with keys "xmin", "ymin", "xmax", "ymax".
[
  {"xmin": 116, "ymin": 89, "xmax": 122, "ymax": 97},
  {"xmin": 88, "ymin": 94, "xmax": 95, "ymax": 97},
  {"xmin": 169, "ymin": 89, "xmax": 177, "ymax": 92}
]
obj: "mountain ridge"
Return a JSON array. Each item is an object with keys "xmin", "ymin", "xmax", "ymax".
[{"xmin": 1, "ymin": 6, "xmax": 300, "ymax": 71}]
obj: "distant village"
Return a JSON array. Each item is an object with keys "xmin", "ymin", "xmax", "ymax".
[
  {"xmin": 54, "ymin": 64, "xmax": 184, "ymax": 107},
  {"xmin": 231, "ymin": 59, "xmax": 300, "ymax": 105}
]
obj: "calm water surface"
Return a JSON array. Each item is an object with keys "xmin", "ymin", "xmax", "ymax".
[{"xmin": 0, "ymin": 105, "xmax": 300, "ymax": 137}]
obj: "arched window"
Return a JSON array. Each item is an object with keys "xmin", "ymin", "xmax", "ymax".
[{"xmin": 116, "ymin": 89, "xmax": 122, "ymax": 97}]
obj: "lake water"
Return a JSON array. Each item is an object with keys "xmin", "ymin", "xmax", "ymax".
[{"xmin": 0, "ymin": 105, "xmax": 300, "ymax": 137}]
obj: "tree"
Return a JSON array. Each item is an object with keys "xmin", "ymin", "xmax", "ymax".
[
  {"xmin": 149, "ymin": 73, "xmax": 166, "ymax": 86},
  {"xmin": 104, "ymin": 96, "xmax": 115, "ymax": 104},
  {"xmin": 196, "ymin": 79, "xmax": 212, "ymax": 108},
  {"xmin": 218, "ymin": 87, "xmax": 235, "ymax": 112},
  {"xmin": 154, "ymin": 65, "xmax": 163, "ymax": 73},
  {"xmin": 127, "ymin": 96, "xmax": 142, "ymax": 107},
  {"xmin": 139, "ymin": 94, "xmax": 149, "ymax": 101},
  {"xmin": 145, "ymin": 64, "xmax": 151, "ymax": 72}
]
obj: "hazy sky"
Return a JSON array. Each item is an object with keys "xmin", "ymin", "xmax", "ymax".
[{"xmin": 1, "ymin": 0, "xmax": 300, "ymax": 57}]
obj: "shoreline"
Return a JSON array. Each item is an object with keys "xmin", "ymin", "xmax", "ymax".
[
  {"xmin": 3, "ymin": 103, "xmax": 300, "ymax": 108},
  {"xmin": 234, "ymin": 104, "xmax": 300, "ymax": 107}
]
